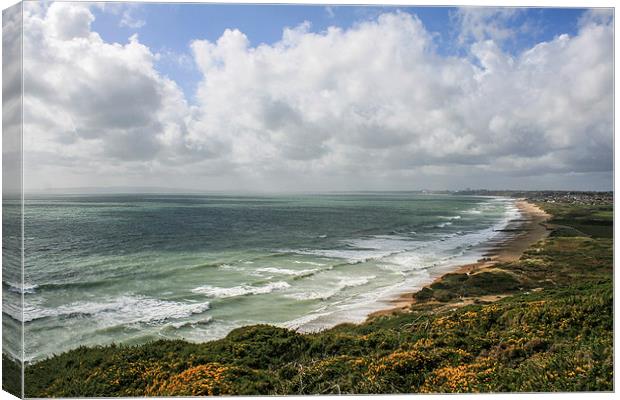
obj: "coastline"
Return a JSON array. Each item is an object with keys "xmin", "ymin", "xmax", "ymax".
[
  {"xmin": 16, "ymin": 194, "xmax": 547, "ymax": 362},
  {"xmin": 21, "ymin": 196, "xmax": 613, "ymax": 395},
  {"xmin": 369, "ymin": 199, "xmax": 552, "ymax": 318}
]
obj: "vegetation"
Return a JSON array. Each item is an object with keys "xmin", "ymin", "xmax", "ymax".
[
  {"xmin": 537, "ymin": 201, "xmax": 613, "ymax": 238},
  {"xmin": 2, "ymin": 354, "xmax": 21, "ymax": 397},
  {"xmin": 21, "ymin": 202, "xmax": 614, "ymax": 395}
]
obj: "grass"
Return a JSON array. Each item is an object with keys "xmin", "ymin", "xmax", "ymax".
[
  {"xmin": 20, "ymin": 201, "xmax": 614, "ymax": 396},
  {"xmin": 536, "ymin": 202, "xmax": 613, "ymax": 238}
]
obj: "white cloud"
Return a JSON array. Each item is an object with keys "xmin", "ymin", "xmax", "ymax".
[
  {"xmin": 93, "ymin": 2, "xmax": 146, "ymax": 29},
  {"xmin": 453, "ymin": 7, "xmax": 523, "ymax": 45},
  {"xmin": 20, "ymin": 5, "xmax": 613, "ymax": 191},
  {"xmin": 119, "ymin": 8, "xmax": 146, "ymax": 29},
  {"xmin": 22, "ymin": 2, "xmax": 197, "ymax": 186},
  {"xmin": 46, "ymin": 1, "xmax": 94, "ymax": 40},
  {"xmin": 188, "ymin": 11, "xmax": 612, "ymax": 182}
]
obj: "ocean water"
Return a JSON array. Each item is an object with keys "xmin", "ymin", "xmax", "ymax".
[{"xmin": 3, "ymin": 193, "xmax": 520, "ymax": 362}]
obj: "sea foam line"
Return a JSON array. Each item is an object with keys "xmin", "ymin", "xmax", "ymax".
[
  {"xmin": 192, "ymin": 281, "xmax": 291, "ymax": 298},
  {"xmin": 22, "ymin": 295, "xmax": 211, "ymax": 325},
  {"xmin": 284, "ymin": 275, "xmax": 377, "ymax": 301},
  {"xmin": 284, "ymin": 197, "xmax": 522, "ymax": 330},
  {"xmin": 254, "ymin": 267, "xmax": 318, "ymax": 276}
]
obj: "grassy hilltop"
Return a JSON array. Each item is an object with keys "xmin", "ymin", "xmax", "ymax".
[{"xmin": 7, "ymin": 198, "xmax": 613, "ymax": 396}]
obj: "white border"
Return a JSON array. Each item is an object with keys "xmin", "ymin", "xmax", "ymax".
[{"xmin": 0, "ymin": 1, "xmax": 616, "ymax": 400}]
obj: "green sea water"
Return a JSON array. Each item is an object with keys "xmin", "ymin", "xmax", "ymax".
[{"xmin": 2, "ymin": 192, "xmax": 519, "ymax": 362}]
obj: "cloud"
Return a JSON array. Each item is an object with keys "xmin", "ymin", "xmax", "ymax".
[
  {"xmin": 94, "ymin": 2, "xmax": 146, "ymax": 29},
  {"xmin": 3, "ymin": 3, "xmax": 23, "ymax": 196},
  {"xmin": 453, "ymin": 7, "xmax": 523, "ymax": 45},
  {"xmin": 21, "ymin": 1, "xmax": 212, "ymax": 183},
  {"xmin": 578, "ymin": 8, "xmax": 613, "ymax": 27},
  {"xmin": 119, "ymin": 8, "xmax": 146, "ymax": 29},
  {"xmin": 20, "ymin": 5, "xmax": 613, "ymax": 191},
  {"xmin": 46, "ymin": 1, "xmax": 94, "ymax": 40},
  {"xmin": 188, "ymin": 11, "xmax": 612, "ymax": 180}
]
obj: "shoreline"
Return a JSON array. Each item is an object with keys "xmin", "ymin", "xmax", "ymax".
[
  {"xmin": 20, "ymin": 196, "xmax": 613, "ymax": 396},
  {"xmin": 368, "ymin": 199, "xmax": 552, "ymax": 318},
  {"xmin": 17, "ymin": 198, "xmax": 552, "ymax": 362}
]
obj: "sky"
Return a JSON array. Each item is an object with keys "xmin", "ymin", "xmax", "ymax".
[{"xmin": 5, "ymin": 1, "xmax": 614, "ymax": 192}]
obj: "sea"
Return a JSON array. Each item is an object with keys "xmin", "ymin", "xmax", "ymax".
[{"xmin": 2, "ymin": 192, "xmax": 520, "ymax": 362}]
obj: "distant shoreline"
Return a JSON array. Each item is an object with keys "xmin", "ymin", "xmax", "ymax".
[{"xmin": 369, "ymin": 199, "xmax": 552, "ymax": 318}]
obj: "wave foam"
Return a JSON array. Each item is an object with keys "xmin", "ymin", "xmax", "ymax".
[
  {"xmin": 292, "ymin": 235, "xmax": 422, "ymax": 264},
  {"xmin": 22, "ymin": 295, "xmax": 210, "ymax": 325},
  {"xmin": 285, "ymin": 275, "xmax": 375, "ymax": 301},
  {"xmin": 255, "ymin": 267, "xmax": 313, "ymax": 275},
  {"xmin": 218, "ymin": 264, "xmax": 244, "ymax": 271},
  {"xmin": 192, "ymin": 281, "xmax": 291, "ymax": 298},
  {"xmin": 438, "ymin": 215, "xmax": 461, "ymax": 220},
  {"xmin": 168, "ymin": 317, "xmax": 213, "ymax": 329},
  {"xmin": 292, "ymin": 260, "xmax": 327, "ymax": 266},
  {"xmin": 292, "ymin": 248, "xmax": 394, "ymax": 264},
  {"xmin": 461, "ymin": 209, "xmax": 482, "ymax": 214},
  {"xmin": 340, "ymin": 275, "xmax": 376, "ymax": 288},
  {"xmin": 5, "ymin": 281, "xmax": 38, "ymax": 294},
  {"xmin": 279, "ymin": 311, "xmax": 333, "ymax": 330}
]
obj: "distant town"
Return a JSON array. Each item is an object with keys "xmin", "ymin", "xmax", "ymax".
[{"xmin": 452, "ymin": 190, "xmax": 613, "ymax": 205}]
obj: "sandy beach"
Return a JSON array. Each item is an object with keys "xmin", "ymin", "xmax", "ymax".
[{"xmin": 370, "ymin": 199, "xmax": 552, "ymax": 317}]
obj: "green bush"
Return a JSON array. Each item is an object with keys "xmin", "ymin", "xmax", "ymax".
[{"xmin": 2, "ymin": 354, "xmax": 21, "ymax": 397}]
